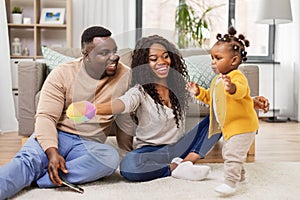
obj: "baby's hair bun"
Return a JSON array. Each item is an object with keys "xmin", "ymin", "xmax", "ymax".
[
  {"xmin": 228, "ymin": 26, "xmax": 237, "ymax": 36},
  {"xmin": 244, "ymin": 40, "xmax": 250, "ymax": 47},
  {"xmin": 238, "ymin": 34, "xmax": 245, "ymax": 40}
]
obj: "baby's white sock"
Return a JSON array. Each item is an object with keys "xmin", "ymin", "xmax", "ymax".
[
  {"xmin": 172, "ymin": 161, "xmax": 211, "ymax": 181},
  {"xmin": 215, "ymin": 183, "xmax": 237, "ymax": 195}
]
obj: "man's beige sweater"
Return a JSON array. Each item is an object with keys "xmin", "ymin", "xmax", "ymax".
[{"xmin": 35, "ymin": 58, "xmax": 132, "ymax": 151}]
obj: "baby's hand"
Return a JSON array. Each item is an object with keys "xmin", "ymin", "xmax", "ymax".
[
  {"xmin": 187, "ymin": 82, "xmax": 200, "ymax": 96},
  {"xmin": 66, "ymin": 101, "xmax": 96, "ymax": 122},
  {"xmin": 220, "ymin": 74, "xmax": 235, "ymax": 94}
]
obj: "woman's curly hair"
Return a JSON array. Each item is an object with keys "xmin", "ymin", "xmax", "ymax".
[{"xmin": 131, "ymin": 35, "xmax": 190, "ymax": 128}]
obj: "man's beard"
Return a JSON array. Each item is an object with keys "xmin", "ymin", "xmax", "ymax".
[
  {"xmin": 100, "ymin": 55, "xmax": 119, "ymax": 79},
  {"xmin": 100, "ymin": 70, "xmax": 116, "ymax": 79}
]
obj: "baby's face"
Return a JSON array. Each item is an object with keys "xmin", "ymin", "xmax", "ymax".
[{"xmin": 210, "ymin": 43, "xmax": 236, "ymax": 75}]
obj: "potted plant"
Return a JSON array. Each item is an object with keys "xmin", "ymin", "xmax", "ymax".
[
  {"xmin": 11, "ymin": 6, "xmax": 23, "ymax": 24},
  {"xmin": 175, "ymin": 0, "xmax": 224, "ymax": 48}
]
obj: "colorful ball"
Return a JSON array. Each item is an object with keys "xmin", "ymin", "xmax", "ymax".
[{"xmin": 66, "ymin": 101, "xmax": 96, "ymax": 122}]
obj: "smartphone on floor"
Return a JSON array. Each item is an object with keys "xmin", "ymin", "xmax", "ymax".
[{"xmin": 61, "ymin": 179, "xmax": 84, "ymax": 194}]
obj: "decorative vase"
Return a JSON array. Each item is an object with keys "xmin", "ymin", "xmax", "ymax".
[
  {"xmin": 12, "ymin": 37, "xmax": 22, "ymax": 56},
  {"xmin": 12, "ymin": 13, "xmax": 23, "ymax": 24}
]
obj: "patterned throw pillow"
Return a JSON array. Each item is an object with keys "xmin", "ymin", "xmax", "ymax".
[
  {"xmin": 184, "ymin": 55, "xmax": 216, "ymax": 89},
  {"xmin": 41, "ymin": 46, "xmax": 75, "ymax": 71}
]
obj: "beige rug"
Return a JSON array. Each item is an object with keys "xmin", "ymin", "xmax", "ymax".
[{"xmin": 11, "ymin": 162, "xmax": 300, "ymax": 200}]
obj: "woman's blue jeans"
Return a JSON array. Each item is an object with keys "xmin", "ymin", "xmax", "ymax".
[{"xmin": 120, "ymin": 115, "xmax": 221, "ymax": 181}]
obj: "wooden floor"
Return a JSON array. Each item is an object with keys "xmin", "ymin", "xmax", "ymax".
[
  {"xmin": 199, "ymin": 119, "xmax": 300, "ymax": 163},
  {"xmin": 1, "ymin": 119, "xmax": 300, "ymax": 166}
]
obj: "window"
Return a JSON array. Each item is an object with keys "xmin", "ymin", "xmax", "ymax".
[
  {"xmin": 233, "ymin": 0, "xmax": 273, "ymax": 61},
  {"xmin": 138, "ymin": 0, "xmax": 272, "ymax": 62}
]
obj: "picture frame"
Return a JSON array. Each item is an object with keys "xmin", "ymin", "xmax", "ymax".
[{"xmin": 40, "ymin": 8, "xmax": 65, "ymax": 24}]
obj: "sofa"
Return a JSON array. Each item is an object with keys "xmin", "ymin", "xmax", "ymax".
[{"xmin": 17, "ymin": 47, "xmax": 259, "ymax": 142}]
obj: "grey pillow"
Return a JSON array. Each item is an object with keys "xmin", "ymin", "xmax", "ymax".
[
  {"xmin": 49, "ymin": 46, "xmax": 82, "ymax": 58},
  {"xmin": 41, "ymin": 46, "xmax": 75, "ymax": 71},
  {"xmin": 185, "ymin": 55, "xmax": 216, "ymax": 89}
]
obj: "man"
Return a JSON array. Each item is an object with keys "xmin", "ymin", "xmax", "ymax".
[{"xmin": 0, "ymin": 26, "xmax": 133, "ymax": 199}]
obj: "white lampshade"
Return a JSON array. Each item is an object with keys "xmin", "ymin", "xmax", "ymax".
[{"xmin": 256, "ymin": 0, "xmax": 293, "ymax": 24}]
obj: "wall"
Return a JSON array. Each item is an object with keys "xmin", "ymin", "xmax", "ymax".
[
  {"xmin": 71, "ymin": 0, "xmax": 136, "ymax": 49},
  {"xmin": 0, "ymin": 1, "xmax": 18, "ymax": 133}
]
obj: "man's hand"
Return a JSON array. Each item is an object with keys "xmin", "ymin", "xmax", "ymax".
[
  {"xmin": 253, "ymin": 96, "xmax": 270, "ymax": 113},
  {"xmin": 45, "ymin": 147, "xmax": 68, "ymax": 186}
]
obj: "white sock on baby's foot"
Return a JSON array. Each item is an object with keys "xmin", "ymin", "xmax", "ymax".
[
  {"xmin": 172, "ymin": 161, "xmax": 211, "ymax": 181},
  {"xmin": 215, "ymin": 183, "xmax": 237, "ymax": 196},
  {"xmin": 238, "ymin": 179, "xmax": 248, "ymax": 185}
]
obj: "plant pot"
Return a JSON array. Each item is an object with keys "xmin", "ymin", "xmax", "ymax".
[{"xmin": 12, "ymin": 13, "xmax": 23, "ymax": 24}]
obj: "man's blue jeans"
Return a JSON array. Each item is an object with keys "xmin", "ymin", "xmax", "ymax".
[
  {"xmin": 120, "ymin": 115, "xmax": 221, "ymax": 181},
  {"xmin": 0, "ymin": 131, "xmax": 119, "ymax": 199}
]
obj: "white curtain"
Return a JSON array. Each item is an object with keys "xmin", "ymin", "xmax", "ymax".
[
  {"xmin": 0, "ymin": 1, "xmax": 18, "ymax": 132},
  {"xmin": 294, "ymin": 0, "xmax": 300, "ymax": 122},
  {"xmin": 277, "ymin": 0, "xmax": 299, "ymax": 121},
  {"xmin": 293, "ymin": 0, "xmax": 300, "ymax": 122},
  {"xmin": 72, "ymin": 0, "xmax": 136, "ymax": 49}
]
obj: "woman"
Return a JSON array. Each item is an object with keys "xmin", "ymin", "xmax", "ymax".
[{"xmin": 69, "ymin": 35, "xmax": 269, "ymax": 182}]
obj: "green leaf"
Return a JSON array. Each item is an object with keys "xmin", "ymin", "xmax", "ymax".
[{"xmin": 175, "ymin": 1, "xmax": 225, "ymax": 48}]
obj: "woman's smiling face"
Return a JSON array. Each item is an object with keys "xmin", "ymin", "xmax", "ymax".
[{"xmin": 148, "ymin": 43, "xmax": 171, "ymax": 80}]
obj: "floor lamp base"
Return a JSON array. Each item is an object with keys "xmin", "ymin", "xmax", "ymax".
[{"xmin": 265, "ymin": 116, "xmax": 287, "ymax": 123}]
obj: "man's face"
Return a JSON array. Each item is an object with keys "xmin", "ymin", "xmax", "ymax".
[{"xmin": 84, "ymin": 37, "xmax": 119, "ymax": 79}]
